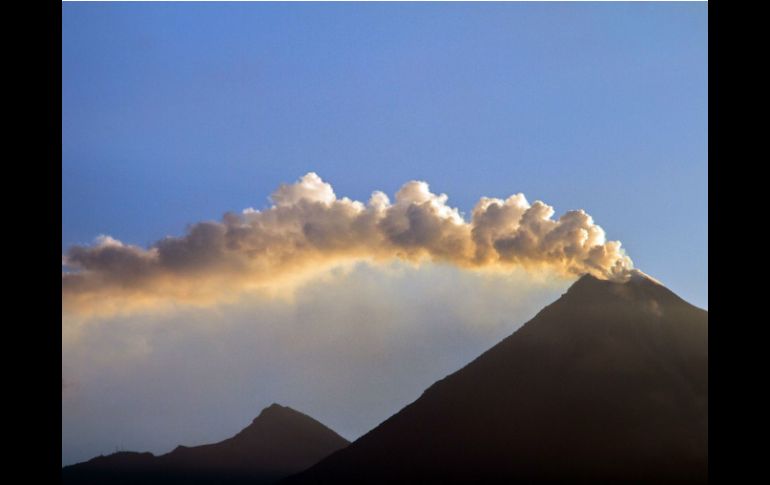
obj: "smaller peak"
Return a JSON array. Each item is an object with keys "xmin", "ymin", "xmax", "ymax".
[
  {"xmin": 264, "ymin": 402, "xmax": 288, "ymax": 412},
  {"xmin": 253, "ymin": 403, "xmax": 293, "ymax": 422}
]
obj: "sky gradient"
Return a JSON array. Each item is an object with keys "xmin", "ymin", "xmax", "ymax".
[
  {"xmin": 63, "ymin": 1, "xmax": 707, "ymax": 307},
  {"xmin": 62, "ymin": 1, "xmax": 708, "ymax": 466}
]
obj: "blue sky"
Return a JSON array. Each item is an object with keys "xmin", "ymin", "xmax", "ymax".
[{"xmin": 63, "ymin": 2, "xmax": 707, "ymax": 307}]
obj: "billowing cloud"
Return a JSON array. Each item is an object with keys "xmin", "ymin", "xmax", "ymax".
[{"xmin": 62, "ymin": 173, "xmax": 632, "ymax": 315}]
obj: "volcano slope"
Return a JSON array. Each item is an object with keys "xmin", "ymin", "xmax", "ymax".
[{"xmin": 285, "ymin": 272, "xmax": 708, "ymax": 484}]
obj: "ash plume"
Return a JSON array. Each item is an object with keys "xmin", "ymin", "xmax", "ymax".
[{"xmin": 63, "ymin": 173, "xmax": 633, "ymax": 313}]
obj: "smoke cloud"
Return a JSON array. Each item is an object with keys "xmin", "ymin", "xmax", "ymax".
[{"xmin": 63, "ymin": 173, "xmax": 632, "ymax": 314}]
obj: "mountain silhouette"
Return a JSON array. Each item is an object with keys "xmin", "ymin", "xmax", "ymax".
[
  {"xmin": 61, "ymin": 404, "xmax": 350, "ymax": 485},
  {"xmin": 284, "ymin": 271, "xmax": 708, "ymax": 484}
]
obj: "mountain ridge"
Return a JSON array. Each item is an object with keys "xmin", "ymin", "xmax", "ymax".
[
  {"xmin": 284, "ymin": 271, "xmax": 708, "ymax": 484},
  {"xmin": 62, "ymin": 404, "xmax": 350, "ymax": 485}
]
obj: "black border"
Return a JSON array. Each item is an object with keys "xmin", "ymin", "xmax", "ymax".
[
  {"xmin": 43, "ymin": 0, "xmax": 720, "ymax": 482},
  {"xmin": 13, "ymin": 0, "xmax": 63, "ymax": 479}
]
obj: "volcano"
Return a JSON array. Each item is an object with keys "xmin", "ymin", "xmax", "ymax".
[
  {"xmin": 284, "ymin": 271, "xmax": 708, "ymax": 484},
  {"xmin": 61, "ymin": 404, "xmax": 350, "ymax": 484}
]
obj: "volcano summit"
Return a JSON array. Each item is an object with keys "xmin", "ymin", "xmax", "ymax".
[{"xmin": 285, "ymin": 272, "xmax": 708, "ymax": 484}]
